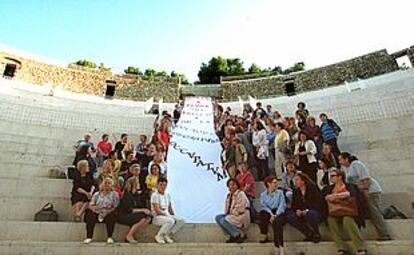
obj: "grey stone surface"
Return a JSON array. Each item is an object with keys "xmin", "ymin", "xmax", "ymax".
[
  {"xmin": 0, "ymin": 220, "xmax": 412, "ymax": 243},
  {"xmin": 1, "ymin": 240, "xmax": 413, "ymax": 255}
]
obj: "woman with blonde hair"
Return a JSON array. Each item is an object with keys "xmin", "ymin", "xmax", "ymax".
[
  {"xmin": 118, "ymin": 177, "xmax": 152, "ymax": 243},
  {"xmin": 71, "ymin": 160, "xmax": 96, "ymax": 222},
  {"xmin": 83, "ymin": 177, "xmax": 120, "ymax": 244}
]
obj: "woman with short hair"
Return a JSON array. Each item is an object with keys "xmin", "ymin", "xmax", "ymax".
[
  {"xmin": 325, "ymin": 168, "xmax": 367, "ymax": 255},
  {"xmin": 215, "ymin": 178, "xmax": 250, "ymax": 243},
  {"xmin": 151, "ymin": 177, "xmax": 185, "ymax": 244},
  {"xmin": 258, "ymin": 176, "xmax": 287, "ymax": 255},
  {"xmin": 71, "ymin": 160, "xmax": 96, "ymax": 222},
  {"xmin": 83, "ymin": 177, "xmax": 120, "ymax": 244},
  {"xmin": 118, "ymin": 177, "xmax": 152, "ymax": 243}
]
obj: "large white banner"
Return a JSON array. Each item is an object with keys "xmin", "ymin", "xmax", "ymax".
[{"xmin": 167, "ymin": 97, "xmax": 228, "ymax": 223}]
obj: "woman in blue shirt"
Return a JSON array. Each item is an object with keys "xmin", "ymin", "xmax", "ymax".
[{"xmin": 258, "ymin": 176, "xmax": 287, "ymax": 255}]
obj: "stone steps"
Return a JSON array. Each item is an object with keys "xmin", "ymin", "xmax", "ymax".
[
  {"xmin": 1, "ymin": 187, "xmax": 412, "ymax": 221},
  {"xmin": 1, "ymin": 240, "xmax": 413, "ymax": 255},
  {"xmin": 0, "ymin": 220, "xmax": 412, "ymax": 243}
]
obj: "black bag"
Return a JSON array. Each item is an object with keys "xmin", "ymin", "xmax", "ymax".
[
  {"xmin": 34, "ymin": 203, "xmax": 59, "ymax": 221},
  {"xmin": 382, "ymin": 205, "xmax": 407, "ymax": 219}
]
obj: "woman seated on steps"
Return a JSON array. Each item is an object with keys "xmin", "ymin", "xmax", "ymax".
[
  {"xmin": 215, "ymin": 178, "xmax": 250, "ymax": 244},
  {"xmin": 71, "ymin": 160, "xmax": 96, "ymax": 222},
  {"xmin": 325, "ymin": 168, "xmax": 368, "ymax": 255},
  {"xmin": 258, "ymin": 176, "xmax": 288, "ymax": 255},
  {"xmin": 118, "ymin": 177, "xmax": 152, "ymax": 243},
  {"xmin": 83, "ymin": 177, "xmax": 120, "ymax": 244}
]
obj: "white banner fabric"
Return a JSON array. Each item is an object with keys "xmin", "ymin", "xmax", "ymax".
[{"xmin": 166, "ymin": 97, "xmax": 228, "ymax": 223}]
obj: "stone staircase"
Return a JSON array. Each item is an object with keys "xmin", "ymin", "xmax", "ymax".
[{"xmin": 0, "ymin": 73, "xmax": 413, "ymax": 254}]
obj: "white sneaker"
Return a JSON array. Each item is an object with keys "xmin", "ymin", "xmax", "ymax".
[
  {"xmin": 107, "ymin": 238, "xmax": 114, "ymax": 244},
  {"xmin": 83, "ymin": 238, "xmax": 93, "ymax": 244},
  {"xmin": 164, "ymin": 235, "xmax": 174, "ymax": 244},
  {"xmin": 155, "ymin": 234, "xmax": 166, "ymax": 244}
]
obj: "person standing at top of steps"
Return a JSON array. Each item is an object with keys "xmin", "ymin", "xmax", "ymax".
[
  {"xmin": 151, "ymin": 177, "xmax": 185, "ymax": 244},
  {"xmin": 83, "ymin": 177, "xmax": 120, "ymax": 244},
  {"xmin": 339, "ymin": 152, "xmax": 392, "ymax": 241},
  {"xmin": 319, "ymin": 113, "xmax": 342, "ymax": 158},
  {"xmin": 215, "ymin": 178, "xmax": 250, "ymax": 244}
]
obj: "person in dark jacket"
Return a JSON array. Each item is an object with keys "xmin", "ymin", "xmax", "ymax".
[
  {"xmin": 118, "ymin": 177, "xmax": 152, "ymax": 243},
  {"xmin": 325, "ymin": 168, "xmax": 368, "ymax": 255},
  {"xmin": 286, "ymin": 172, "xmax": 326, "ymax": 243},
  {"xmin": 71, "ymin": 160, "xmax": 96, "ymax": 222}
]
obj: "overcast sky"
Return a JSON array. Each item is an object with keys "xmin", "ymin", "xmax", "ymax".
[{"xmin": 0, "ymin": 0, "xmax": 413, "ymax": 82}]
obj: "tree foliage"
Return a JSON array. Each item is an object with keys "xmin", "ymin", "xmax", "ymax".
[
  {"xmin": 124, "ymin": 66, "xmax": 143, "ymax": 75},
  {"xmin": 74, "ymin": 60, "xmax": 97, "ymax": 69},
  {"xmin": 197, "ymin": 57, "xmax": 306, "ymax": 83}
]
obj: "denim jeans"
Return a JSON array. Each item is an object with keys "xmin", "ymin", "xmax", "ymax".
[{"xmin": 215, "ymin": 214, "xmax": 242, "ymax": 237}]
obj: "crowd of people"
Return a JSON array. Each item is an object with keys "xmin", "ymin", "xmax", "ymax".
[{"xmin": 69, "ymin": 100, "xmax": 391, "ymax": 255}]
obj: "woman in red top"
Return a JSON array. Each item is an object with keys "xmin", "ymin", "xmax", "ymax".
[
  {"xmin": 96, "ymin": 134, "xmax": 112, "ymax": 167},
  {"xmin": 157, "ymin": 121, "xmax": 170, "ymax": 151},
  {"xmin": 236, "ymin": 162, "xmax": 256, "ymax": 221}
]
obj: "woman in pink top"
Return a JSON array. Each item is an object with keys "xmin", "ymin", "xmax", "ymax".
[
  {"xmin": 236, "ymin": 162, "xmax": 256, "ymax": 222},
  {"xmin": 236, "ymin": 163, "xmax": 256, "ymax": 199}
]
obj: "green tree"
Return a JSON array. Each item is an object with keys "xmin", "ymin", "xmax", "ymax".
[
  {"xmin": 197, "ymin": 56, "xmax": 228, "ymax": 84},
  {"xmin": 124, "ymin": 66, "xmax": 143, "ymax": 75},
  {"xmin": 226, "ymin": 58, "xmax": 245, "ymax": 75},
  {"xmin": 156, "ymin": 70, "xmax": 168, "ymax": 77},
  {"xmin": 144, "ymin": 68, "xmax": 157, "ymax": 77},
  {"xmin": 74, "ymin": 60, "xmax": 96, "ymax": 69},
  {"xmin": 272, "ymin": 65, "xmax": 283, "ymax": 74},
  {"xmin": 248, "ymin": 63, "xmax": 262, "ymax": 74}
]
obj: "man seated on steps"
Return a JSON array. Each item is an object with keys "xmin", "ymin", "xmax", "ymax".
[{"xmin": 151, "ymin": 177, "xmax": 185, "ymax": 244}]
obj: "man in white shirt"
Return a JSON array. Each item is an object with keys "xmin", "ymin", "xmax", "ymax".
[{"xmin": 151, "ymin": 177, "xmax": 185, "ymax": 243}]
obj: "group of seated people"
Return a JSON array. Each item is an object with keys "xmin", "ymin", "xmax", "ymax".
[
  {"xmin": 68, "ymin": 100, "xmax": 391, "ymax": 255},
  {"xmin": 71, "ymin": 160, "xmax": 185, "ymax": 244},
  {"xmin": 215, "ymin": 151, "xmax": 391, "ymax": 255}
]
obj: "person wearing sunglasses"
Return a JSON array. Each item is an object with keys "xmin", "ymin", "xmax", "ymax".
[{"xmin": 325, "ymin": 168, "xmax": 368, "ymax": 255}]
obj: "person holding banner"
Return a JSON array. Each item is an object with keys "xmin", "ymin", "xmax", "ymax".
[
  {"xmin": 215, "ymin": 178, "xmax": 250, "ymax": 244},
  {"xmin": 151, "ymin": 177, "xmax": 185, "ymax": 244}
]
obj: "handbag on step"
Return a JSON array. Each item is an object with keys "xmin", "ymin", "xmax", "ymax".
[{"xmin": 34, "ymin": 203, "xmax": 59, "ymax": 221}]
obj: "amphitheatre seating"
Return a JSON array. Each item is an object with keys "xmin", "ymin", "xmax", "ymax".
[{"xmin": 0, "ymin": 71, "xmax": 413, "ymax": 254}]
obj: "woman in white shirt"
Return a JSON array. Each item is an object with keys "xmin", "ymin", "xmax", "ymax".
[
  {"xmin": 294, "ymin": 131, "xmax": 318, "ymax": 183},
  {"xmin": 252, "ymin": 119, "xmax": 270, "ymax": 181},
  {"xmin": 151, "ymin": 177, "xmax": 185, "ymax": 244}
]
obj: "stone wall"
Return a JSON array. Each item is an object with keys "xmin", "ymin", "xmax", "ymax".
[
  {"xmin": 221, "ymin": 50, "xmax": 399, "ymax": 101},
  {"xmin": 0, "ymin": 52, "xmax": 180, "ymax": 102},
  {"xmin": 0, "ymin": 49, "xmax": 401, "ymax": 102}
]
